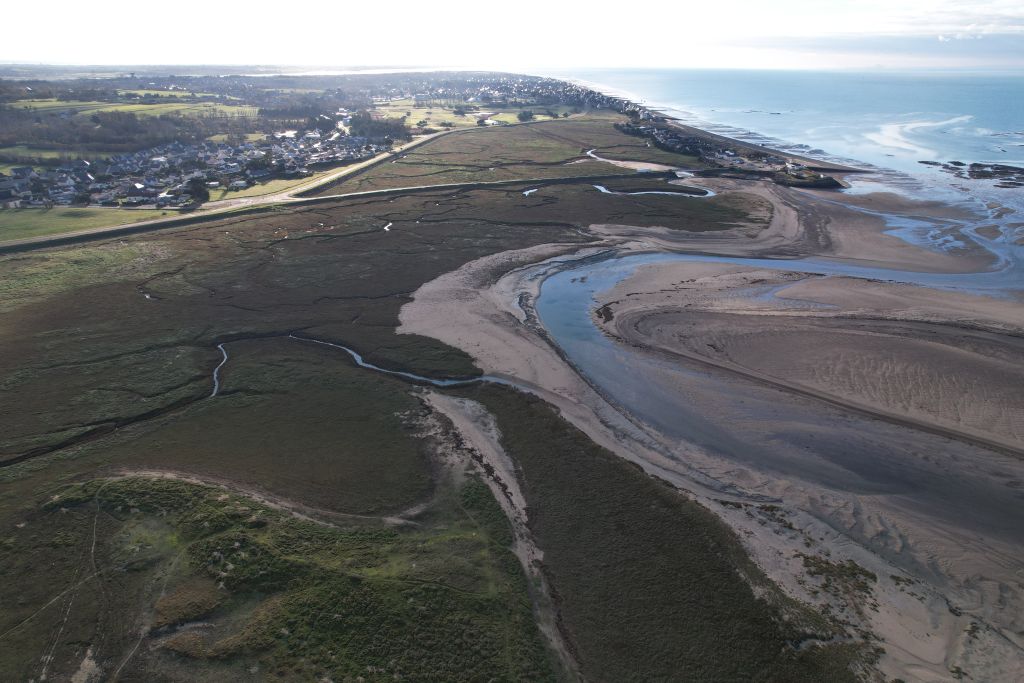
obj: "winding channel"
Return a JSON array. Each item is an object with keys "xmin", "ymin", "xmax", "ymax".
[
  {"xmin": 288, "ymin": 335, "xmax": 498, "ymax": 387},
  {"xmin": 209, "ymin": 344, "xmax": 229, "ymax": 398}
]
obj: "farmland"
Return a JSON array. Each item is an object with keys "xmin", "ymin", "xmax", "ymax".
[
  {"xmin": 9, "ymin": 98, "xmax": 259, "ymax": 118},
  {"xmin": 372, "ymin": 97, "xmax": 580, "ymax": 129},
  {"xmin": 0, "ymin": 207, "xmax": 168, "ymax": 241}
]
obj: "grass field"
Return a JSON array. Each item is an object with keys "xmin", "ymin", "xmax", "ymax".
[
  {"xmin": 206, "ymin": 166, "xmax": 346, "ymax": 201},
  {"xmin": 118, "ymin": 89, "xmax": 229, "ymax": 99},
  {"xmin": 10, "ymin": 98, "xmax": 259, "ymax": 118},
  {"xmin": 206, "ymin": 133, "xmax": 266, "ymax": 144},
  {"xmin": 0, "ymin": 145, "xmax": 124, "ymax": 161},
  {"xmin": 372, "ymin": 99, "xmax": 578, "ymax": 130},
  {"xmin": 0, "ymin": 162, "xmax": 38, "ymax": 175},
  {"xmin": 0, "ymin": 207, "xmax": 169, "ymax": 242}
]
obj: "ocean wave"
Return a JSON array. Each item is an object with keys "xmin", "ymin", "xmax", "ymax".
[{"xmin": 863, "ymin": 115, "xmax": 974, "ymax": 159}]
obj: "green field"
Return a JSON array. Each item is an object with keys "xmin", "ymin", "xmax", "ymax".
[
  {"xmin": 206, "ymin": 166, "xmax": 349, "ymax": 201},
  {"xmin": 206, "ymin": 133, "xmax": 266, "ymax": 144},
  {"xmin": 0, "ymin": 207, "xmax": 168, "ymax": 242},
  {"xmin": 10, "ymin": 98, "xmax": 259, "ymax": 118},
  {"xmin": 372, "ymin": 99, "xmax": 578, "ymax": 130},
  {"xmin": 118, "ymin": 89, "xmax": 230, "ymax": 99},
  {"xmin": 0, "ymin": 145, "xmax": 123, "ymax": 161},
  {"xmin": 0, "ymin": 162, "xmax": 37, "ymax": 175}
]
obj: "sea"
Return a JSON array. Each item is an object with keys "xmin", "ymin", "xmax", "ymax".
[{"xmin": 541, "ymin": 67, "xmax": 1024, "ymax": 275}]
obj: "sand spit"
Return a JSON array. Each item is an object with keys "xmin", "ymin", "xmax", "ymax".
[
  {"xmin": 398, "ymin": 177, "xmax": 1024, "ymax": 681},
  {"xmin": 598, "ymin": 264, "xmax": 1024, "ymax": 452},
  {"xmin": 585, "ymin": 148, "xmax": 682, "ymax": 173}
]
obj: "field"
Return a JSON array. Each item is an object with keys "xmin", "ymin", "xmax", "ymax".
[
  {"xmin": 0, "ymin": 207, "xmax": 169, "ymax": 242},
  {"xmin": 372, "ymin": 98, "xmax": 579, "ymax": 130},
  {"xmin": 312, "ymin": 116, "xmax": 704, "ymax": 195},
  {"xmin": 118, "ymin": 89, "xmax": 231, "ymax": 98},
  {"xmin": 9, "ymin": 98, "xmax": 259, "ymax": 118},
  {"xmin": 206, "ymin": 166, "xmax": 348, "ymax": 201},
  {"xmin": 0, "ymin": 145, "xmax": 124, "ymax": 161},
  {"xmin": 0, "ymin": 115, "xmax": 861, "ymax": 680},
  {"xmin": 0, "ymin": 161, "xmax": 37, "ymax": 175},
  {"xmin": 206, "ymin": 133, "xmax": 266, "ymax": 144}
]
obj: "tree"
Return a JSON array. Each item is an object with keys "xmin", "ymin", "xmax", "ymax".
[
  {"xmin": 186, "ymin": 177, "xmax": 210, "ymax": 204},
  {"xmin": 348, "ymin": 111, "xmax": 411, "ymax": 141},
  {"xmin": 517, "ymin": 110, "xmax": 534, "ymax": 122}
]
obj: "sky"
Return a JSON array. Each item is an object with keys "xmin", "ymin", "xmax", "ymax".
[{"xmin": 4, "ymin": 0, "xmax": 1023, "ymax": 71}]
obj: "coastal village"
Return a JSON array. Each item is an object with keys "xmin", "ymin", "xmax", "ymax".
[
  {"xmin": 0, "ymin": 130, "xmax": 389, "ymax": 209},
  {"xmin": 0, "ymin": 73, "xmax": 840, "ymax": 210}
]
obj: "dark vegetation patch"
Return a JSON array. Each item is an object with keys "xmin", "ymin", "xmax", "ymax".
[
  {"xmin": 0, "ymin": 476, "xmax": 554, "ymax": 681},
  {"xmin": 101, "ymin": 338, "xmax": 435, "ymax": 515},
  {"xmin": 0, "ymin": 193, "xmax": 586, "ymax": 466},
  {"xmin": 456, "ymin": 384, "xmax": 868, "ymax": 682},
  {"xmin": 800, "ymin": 554, "xmax": 879, "ymax": 601}
]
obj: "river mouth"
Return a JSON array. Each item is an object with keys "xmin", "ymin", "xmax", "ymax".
[{"xmin": 533, "ymin": 249, "xmax": 1024, "ymax": 545}]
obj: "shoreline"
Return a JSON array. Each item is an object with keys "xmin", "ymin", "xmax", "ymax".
[{"xmin": 556, "ymin": 74, "xmax": 867, "ymax": 173}]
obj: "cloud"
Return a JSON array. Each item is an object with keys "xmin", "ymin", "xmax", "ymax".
[{"xmin": 1, "ymin": 0, "xmax": 1022, "ymax": 69}]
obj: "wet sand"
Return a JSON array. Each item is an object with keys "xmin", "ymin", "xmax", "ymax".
[
  {"xmin": 399, "ymin": 175, "xmax": 1024, "ymax": 681},
  {"xmin": 598, "ymin": 264, "xmax": 1024, "ymax": 452}
]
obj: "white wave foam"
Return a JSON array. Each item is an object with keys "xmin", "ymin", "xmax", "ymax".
[{"xmin": 864, "ymin": 115, "xmax": 974, "ymax": 158}]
